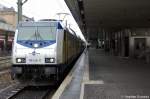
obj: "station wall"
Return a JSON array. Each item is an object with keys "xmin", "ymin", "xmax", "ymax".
[
  {"xmin": 103, "ymin": 28, "xmax": 150, "ymax": 61},
  {"xmin": 129, "ymin": 28, "xmax": 150, "ymax": 59}
]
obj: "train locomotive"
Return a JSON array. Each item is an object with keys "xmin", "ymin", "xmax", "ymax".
[{"xmin": 11, "ymin": 20, "xmax": 85, "ymax": 81}]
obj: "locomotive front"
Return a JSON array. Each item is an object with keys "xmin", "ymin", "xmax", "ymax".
[{"xmin": 11, "ymin": 21, "xmax": 58, "ymax": 79}]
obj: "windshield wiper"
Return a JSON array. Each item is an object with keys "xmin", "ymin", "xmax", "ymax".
[
  {"xmin": 25, "ymin": 30, "xmax": 44, "ymax": 41},
  {"xmin": 26, "ymin": 31, "xmax": 37, "ymax": 41},
  {"xmin": 36, "ymin": 31, "xmax": 44, "ymax": 40}
]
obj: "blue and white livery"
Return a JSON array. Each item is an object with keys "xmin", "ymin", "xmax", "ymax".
[{"xmin": 11, "ymin": 20, "xmax": 84, "ymax": 82}]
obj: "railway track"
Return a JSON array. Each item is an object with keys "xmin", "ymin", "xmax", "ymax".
[
  {"xmin": 9, "ymin": 86, "xmax": 53, "ymax": 99},
  {"xmin": 0, "ymin": 83, "xmax": 54, "ymax": 99},
  {"xmin": 0, "ymin": 55, "xmax": 79, "ymax": 99},
  {"xmin": 0, "ymin": 83, "xmax": 25, "ymax": 99},
  {"xmin": 0, "ymin": 69, "xmax": 10, "ymax": 75},
  {"xmin": 0, "ymin": 56, "xmax": 11, "ymax": 65},
  {"xmin": 0, "ymin": 56, "xmax": 11, "ymax": 72},
  {"xmin": 0, "ymin": 56, "xmax": 56, "ymax": 99}
]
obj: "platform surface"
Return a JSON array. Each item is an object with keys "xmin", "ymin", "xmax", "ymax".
[
  {"xmin": 58, "ymin": 48, "xmax": 150, "ymax": 99},
  {"xmin": 59, "ymin": 51, "xmax": 87, "ymax": 99},
  {"xmin": 85, "ymin": 48, "xmax": 150, "ymax": 99}
]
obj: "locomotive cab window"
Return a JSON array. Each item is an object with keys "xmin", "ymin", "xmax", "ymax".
[
  {"xmin": 37, "ymin": 26, "xmax": 56, "ymax": 40},
  {"xmin": 17, "ymin": 26, "xmax": 56, "ymax": 41}
]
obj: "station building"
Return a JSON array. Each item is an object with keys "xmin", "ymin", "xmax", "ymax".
[{"xmin": 0, "ymin": 4, "xmax": 33, "ymax": 55}]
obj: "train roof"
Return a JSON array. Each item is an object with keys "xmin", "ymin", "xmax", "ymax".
[
  {"xmin": 17, "ymin": 21, "xmax": 83, "ymax": 41},
  {"xmin": 17, "ymin": 21, "xmax": 63, "ymax": 29}
]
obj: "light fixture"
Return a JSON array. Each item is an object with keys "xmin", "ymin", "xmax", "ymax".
[
  {"xmin": 16, "ymin": 58, "xmax": 26, "ymax": 63},
  {"xmin": 45, "ymin": 58, "xmax": 55, "ymax": 63},
  {"xmin": 33, "ymin": 43, "xmax": 39, "ymax": 48}
]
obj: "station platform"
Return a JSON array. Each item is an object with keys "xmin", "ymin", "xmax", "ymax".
[{"xmin": 52, "ymin": 48, "xmax": 150, "ymax": 99}]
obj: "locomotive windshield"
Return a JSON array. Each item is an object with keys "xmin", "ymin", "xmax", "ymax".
[{"xmin": 17, "ymin": 26, "xmax": 56, "ymax": 41}]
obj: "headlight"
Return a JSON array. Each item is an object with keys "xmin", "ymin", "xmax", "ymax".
[
  {"xmin": 16, "ymin": 58, "xmax": 26, "ymax": 63},
  {"xmin": 45, "ymin": 58, "xmax": 55, "ymax": 63},
  {"xmin": 33, "ymin": 43, "xmax": 39, "ymax": 48}
]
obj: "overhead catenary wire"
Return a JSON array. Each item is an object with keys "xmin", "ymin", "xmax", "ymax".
[
  {"xmin": 0, "ymin": 0, "xmax": 39, "ymax": 19},
  {"xmin": 55, "ymin": 0, "xmax": 70, "ymax": 21},
  {"xmin": 56, "ymin": 0, "xmax": 86, "ymax": 41},
  {"xmin": 0, "ymin": 0, "xmax": 86, "ymax": 41}
]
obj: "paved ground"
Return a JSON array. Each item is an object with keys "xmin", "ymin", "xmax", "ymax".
[{"xmin": 85, "ymin": 48, "xmax": 150, "ymax": 99}]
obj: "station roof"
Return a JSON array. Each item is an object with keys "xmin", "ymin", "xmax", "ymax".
[{"xmin": 65, "ymin": 0, "xmax": 150, "ymax": 39}]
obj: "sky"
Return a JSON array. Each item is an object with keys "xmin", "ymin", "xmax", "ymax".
[{"xmin": 0, "ymin": 0, "xmax": 86, "ymax": 41}]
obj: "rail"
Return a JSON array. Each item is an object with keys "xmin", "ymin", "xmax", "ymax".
[
  {"xmin": 7, "ymin": 86, "xmax": 52, "ymax": 99},
  {"xmin": 0, "ymin": 56, "xmax": 11, "ymax": 65}
]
